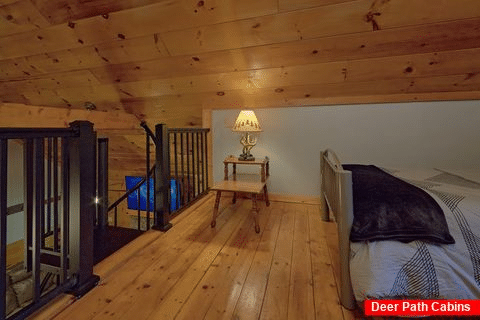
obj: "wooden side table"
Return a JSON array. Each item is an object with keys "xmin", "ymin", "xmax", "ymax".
[{"xmin": 210, "ymin": 156, "xmax": 270, "ymax": 233}]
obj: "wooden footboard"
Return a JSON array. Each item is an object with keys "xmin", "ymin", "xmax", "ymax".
[{"xmin": 320, "ymin": 149, "xmax": 356, "ymax": 310}]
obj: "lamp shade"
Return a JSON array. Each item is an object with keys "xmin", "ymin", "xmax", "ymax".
[{"xmin": 232, "ymin": 110, "xmax": 262, "ymax": 132}]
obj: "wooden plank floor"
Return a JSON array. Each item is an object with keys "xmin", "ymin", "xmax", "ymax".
[{"xmin": 30, "ymin": 193, "xmax": 357, "ymax": 320}]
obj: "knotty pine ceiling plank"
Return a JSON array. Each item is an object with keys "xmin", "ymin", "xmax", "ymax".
[
  {"xmin": 222, "ymin": 75, "xmax": 480, "ymax": 103},
  {"xmin": 30, "ymin": 0, "xmax": 171, "ymax": 25},
  {"xmin": 160, "ymin": 0, "xmax": 480, "ymax": 56},
  {"xmin": 0, "ymin": 0, "xmax": 18, "ymax": 5},
  {"xmin": 35, "ymin": 73, "xmax": 471, "ymax": 114},
  {"xmin": 0, "ymin": 34, "xmax": 170, "ymax": 81},
  {"xmin": 2, "ymin": 0, "xmax": 480, "ymax": 62},
  {"xmin": 0, "ymin": 0, "xmax": 277, "ymax": 60},
  {"xmin": 90, "ymin": 17, "xmax": 480, "ymax": 84},
  {"xmin": 0, "ymin": 0, "xmax": 50, "ymax": 37},
  {"xmin": 0, "ymin": 36, "xmax": 168, "ymax": 81},
  {"xmin": 21, "ymin": 84, "xmax": 122, "ymax": 109},
  {"xmin": 278, "ymin": 0, "xmax": 354, "ymax": 12},
  {"xmin": 97, "ymin": 128, "xmax": 145, "ymax": 136},
  {"xmin": 122, "ymin": 134, "xmax": 156, "ymax": 151},
  {"xmin": 204, "ymin": 91, "xmax": 480, "ymax": 110},
  {"xmin": 111, "ymin": 74, "xmax": 480, "ymax": 110},
  {"xmin": 1, "ymin": 16, "xmax": 479, "ymax": 86},
  {"xmin": 287, "ymin": 91, "xmax": 480, "ymax": 108},
  {"xmin": 1, "ymin": 11, "xmax": 480, "ymax": 82},
  {"xmin": 0, "ymin": 102, "xmax": 140, "ymax": 129},
  {"xmin": 10, "ymin": 47, "xmax": 480, "ymax": 100},
  {"xmin": 0, "ymin": 69, "xmax": 100, "ymax": 92}
]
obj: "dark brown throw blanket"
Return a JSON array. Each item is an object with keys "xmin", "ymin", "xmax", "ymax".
[{"xmin": 343, "ymin": 164, "xmax": 455, "ymax": 244}]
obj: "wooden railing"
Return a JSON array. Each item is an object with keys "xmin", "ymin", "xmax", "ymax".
[{"xmin": 0, "ymin": 121, "xmax": 100, "ymax": 320}]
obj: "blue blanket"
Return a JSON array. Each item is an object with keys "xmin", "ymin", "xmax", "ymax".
[{"xmin": 343, "ymin": 165, "xmax": 455, "ymax": 244}]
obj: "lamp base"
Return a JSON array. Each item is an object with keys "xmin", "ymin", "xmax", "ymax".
[{"xmin": 238, "ymin": 153, "xmax": 255, "ymax": 161}]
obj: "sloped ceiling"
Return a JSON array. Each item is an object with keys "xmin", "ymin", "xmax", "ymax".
[{"xmin": 1, "ymin": 0, "xmax": 480, "ymax": 185}]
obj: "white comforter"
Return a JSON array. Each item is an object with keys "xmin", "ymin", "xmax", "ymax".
[{"xmin": 350, "ymin": 168, "xmax": 480, "ymax": 301}]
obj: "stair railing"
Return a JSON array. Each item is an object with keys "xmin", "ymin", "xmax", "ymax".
[
  {"xmin": 0, "ymin": 121, "xmax": 99, "ymax": 320},
  {"xmin": 106, "ymin": 122, "xmax": 210, "ymax": 233}
]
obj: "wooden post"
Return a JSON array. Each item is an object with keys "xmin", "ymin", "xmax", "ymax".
[{"xmin": 152, "ymin": 123, "xmax": 172, "ymax": 232}]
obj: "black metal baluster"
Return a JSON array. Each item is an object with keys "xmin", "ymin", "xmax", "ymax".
[
  {"xmin": 61, "ymin": 137, "xmax": 70, "ymax": 282},
  {"xmin": 97, "ymin": 138, "xmax": 108, "ymax": 230},
  {"xmin": 24, "ymin": 139, "xmax": 34, "ymax": 271},
  {"xmin": 194, "ymin": 132, "xmax": 198, "ymax": 199},
  {"xmin": 137, "ymin": 182, "xmax": 141, "ymax": 230},
  {"xmin": 196, "ymin": 132, "xmax": 200, "ymax": 198},
  {"xmin": 190, "ymin": 132, "xmax": 194, "ymax": 200},
  {"xmin": 0, "ymin": 139, "xmax": 7, "ymax": 319},
  {"xmin": 168, "ymin": 133, "xmax": 173, "ymax": 214},
  {"xmin": 47, "ymin": 137, "xmax": 52, "ymax": 240},
  {"xmin": 180, "ymin": 133, "xmax": 185, "ymax": 207},
  {"xmin": 33, "ymin": 138, "xmax": 44, "ymax": 302},
  {"xmin": 201, "ymin": 131, "xmax": 205, "ymax": 193},
  {"xmin": 146, "ymin": 132, "xmax": 150, "ymax": 230},
  {"xmin": 205, "ymin": 131, "xmax": 209, "ymax": 190},
  {"xmin": 186, "ymin": 132, "xmax": 191, "ymax": 204},
  {"xmin": 173, "ymin": 132, "xmax": 179, "ymax": 212},
  {"xmin": 53, "ymin": 138, "xmax": 59, "ymax": 252}
]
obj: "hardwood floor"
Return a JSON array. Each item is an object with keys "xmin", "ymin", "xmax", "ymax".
[{"xmin": 30, "ymin": 193, "xmax": 356, "ymax": 320}]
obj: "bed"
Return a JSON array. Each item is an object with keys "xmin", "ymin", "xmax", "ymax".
[{"xmin": 320, "ymin": 149, "xmax": 480, "ymax": 310}]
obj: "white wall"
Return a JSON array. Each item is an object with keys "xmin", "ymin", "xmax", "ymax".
[{"xmin": 212, "ymin": 101, "xmax": 480, "ymax": 197}]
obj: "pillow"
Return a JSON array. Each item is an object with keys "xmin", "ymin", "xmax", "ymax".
[{"xmin": 342, "ymin": 164, "xmax": 455, "ymax": 244}]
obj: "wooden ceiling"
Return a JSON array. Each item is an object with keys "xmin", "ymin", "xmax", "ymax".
[{"xmin": 1, "ymin": 0, "xmax": 480, "ymax": 185}]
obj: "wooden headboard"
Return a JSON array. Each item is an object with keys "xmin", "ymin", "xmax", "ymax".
[{"xmin": 320, "ymin": 149, "xmax": 356, "ymax": 310}]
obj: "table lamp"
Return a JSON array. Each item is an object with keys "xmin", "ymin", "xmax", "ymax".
[{"xmin": 232, "ymin": 110, "xmax": 262, "ymax": 161}]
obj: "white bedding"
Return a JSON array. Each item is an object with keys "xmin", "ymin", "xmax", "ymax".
[{"xmin": 350, "ymin": 168, "xmax": 480, "ymax": 301}]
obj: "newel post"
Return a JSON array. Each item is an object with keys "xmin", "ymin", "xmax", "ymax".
[
  {"xmin": 152, "ymin": 123, "xmax": 172, "ymax": 231},
  {"xmin": 68, "ymin": 121, "xmax": 100, "ymax": 296}
]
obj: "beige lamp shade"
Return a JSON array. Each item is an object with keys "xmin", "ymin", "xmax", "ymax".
[{"xmin": 232, "ymin": 110, "xmax": 262, "ymax": 132}]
